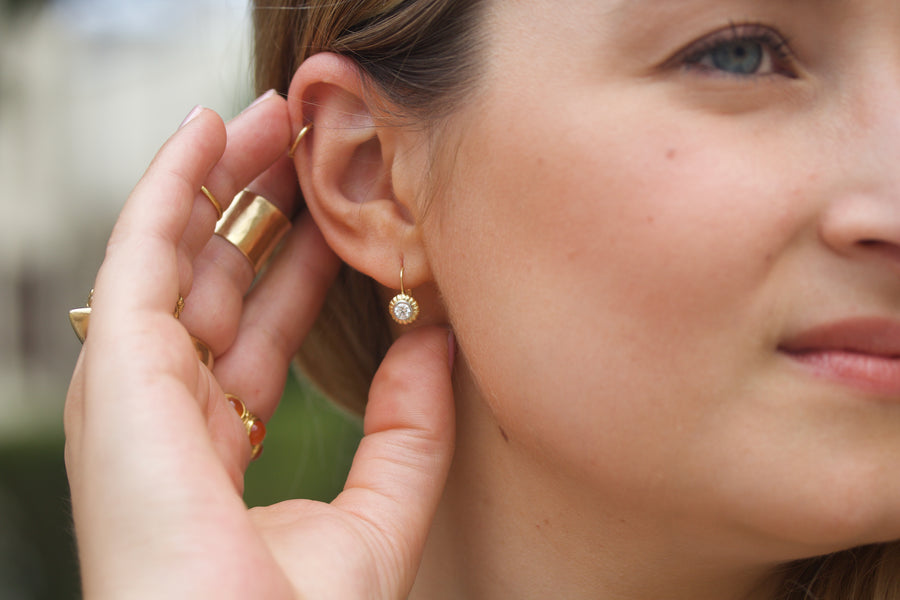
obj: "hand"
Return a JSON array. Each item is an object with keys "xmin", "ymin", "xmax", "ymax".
[{"xmin": 64, "ymin": 95, "xmax": 456, "ymax": 599}]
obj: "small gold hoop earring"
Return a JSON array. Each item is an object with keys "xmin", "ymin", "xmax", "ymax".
[
  {"xmin": 389, "ymin": 265, "xmax": 419, "ymax": 325},
  {"xmin": 288, "ymin": 123, "xmax": 312, "ymax": 158}
]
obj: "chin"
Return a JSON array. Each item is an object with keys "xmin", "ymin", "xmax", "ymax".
[{"xmin": 741, "ymin": 480, "xmax": 900, "ymax": 561}]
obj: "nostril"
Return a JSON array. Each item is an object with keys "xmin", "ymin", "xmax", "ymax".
[
  {"xmin": 856, "ymin": 239, "xmax": 900, "ymax": 263},
  {"xmin": 817, "ymin": 197, "xmax": 900, "ymax": 264}
]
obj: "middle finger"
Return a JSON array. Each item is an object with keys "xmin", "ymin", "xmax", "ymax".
[
  {"xmin": 180, "ymin": 154, "xmax": 299, "ymax": 356},
  {"xmin": 178, "ymin": 91, "xmax": 293, "ymax": 283}
]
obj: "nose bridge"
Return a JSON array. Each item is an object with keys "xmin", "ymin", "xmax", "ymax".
[
  {"xmin": 817, "ymin": 45, "xmax": 900, "ymax": 259},
  {"xmin": 831, "ymin": 37, "xmax": 900, "ymax": 194},
  {"xmin": 815, "ymin": 9, "xmax": 900, "ymax": 268}
]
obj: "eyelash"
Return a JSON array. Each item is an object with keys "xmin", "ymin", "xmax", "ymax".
[{"xmin": 677, "ymin": 22, "xmax": 797, "ymax": 79}]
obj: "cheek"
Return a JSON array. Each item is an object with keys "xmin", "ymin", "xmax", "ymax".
[{"xmin": 425, "ymin": 94, "xmax": 815, "ymax": 492}]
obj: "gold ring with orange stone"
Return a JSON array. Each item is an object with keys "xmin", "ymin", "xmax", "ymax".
[{"xmin": 225, "ymin": 394, "xmax": 266, "ymax": 460}]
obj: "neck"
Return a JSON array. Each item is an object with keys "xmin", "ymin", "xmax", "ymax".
[{"xmin": 408, "ymin": 361, "xmax": 783, "ymax": 600}]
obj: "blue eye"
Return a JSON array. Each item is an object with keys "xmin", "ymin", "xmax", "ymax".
[
  {"xmin": 708, "ymin": 40, "xmax": 763, "ymax": 75},
  {"xmin": 679, "ymin": 24, "xmax": 796, "ymax": 78}
]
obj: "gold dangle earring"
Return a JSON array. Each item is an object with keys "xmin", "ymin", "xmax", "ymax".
[{"xmin": 389, "ymin": 265, "xmax": 419, "ymax": 325}]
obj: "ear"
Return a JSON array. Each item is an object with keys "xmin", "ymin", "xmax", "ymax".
[{"xmin": 286, "ymin": 52, "xmax": 432, "ymax": 292}]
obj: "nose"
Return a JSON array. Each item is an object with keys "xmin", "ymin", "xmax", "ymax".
[
  {"xmin": 819, "ymin": 197, "xmax": 900, "ymax": 268},
  {"xmin": 817, "ymin": 63, "xmax": 900, "ymax": 270}
]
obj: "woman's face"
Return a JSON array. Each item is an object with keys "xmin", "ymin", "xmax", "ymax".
[{"xmin": 422, "ymin": 0, "xmax": 900, "ymax": 560}]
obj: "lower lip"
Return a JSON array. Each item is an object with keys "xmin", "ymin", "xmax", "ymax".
[{"xmin": 782, "ymin": 350, "xmax": 900, "ymax": 398}]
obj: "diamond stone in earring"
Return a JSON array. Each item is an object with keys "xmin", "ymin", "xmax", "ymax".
[
  {"xmin": 389, "ymin": 264, "xmax": 419, "ymax": 325},
  {"xmin": 389, "ymin": 293, "xmax": 419, "ymax": 325}
]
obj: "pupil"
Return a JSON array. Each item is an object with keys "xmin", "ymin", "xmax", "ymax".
[{"xmin": 712, "ymin": 41, "xmax": 762, "ymax": 74}]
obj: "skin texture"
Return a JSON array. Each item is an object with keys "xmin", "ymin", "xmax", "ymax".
[
  {"xmin": 66, "ymin": 0, "xmax": 900, "ymax": 599},
  {"xmin": 298, "ymin": 0, "xmax": 900, "ymax": 597},
  {"xmin": 66, "ymin": 98, "xmax": 455, "ymax": 599},
  {"xmin": 406, "ymin": 2, "xmax": 900, "ymax": 597}
]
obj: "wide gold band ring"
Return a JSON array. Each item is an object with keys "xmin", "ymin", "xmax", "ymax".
[{"xmin": 214, "ymin": 190, "xmax": 290, "ymax": 274}]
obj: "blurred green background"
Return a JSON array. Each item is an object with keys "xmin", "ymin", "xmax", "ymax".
[
  {"xmin": 0, "ymin": 1, "xmax": 364, "ymax": 597},
  {"xmin": 0, "ymin": 377, "xmax": 363, "ymax": 599}
]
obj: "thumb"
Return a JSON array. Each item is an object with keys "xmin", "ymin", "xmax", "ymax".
[{"xmin": 334, "ymin": 325, "xmax": 456, "ymax": 596}]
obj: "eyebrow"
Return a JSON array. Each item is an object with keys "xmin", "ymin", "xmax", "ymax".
[
  {"xmin": 603, "ymin": 0, "xmax": 846, "ymax": 32},
  {"xmin": 602, "ymin": 0, "xmax": 705, "ymax": 29},
  {"xmin": 605, "ymin": 0, "xmax": 843, "ymax": 17}
]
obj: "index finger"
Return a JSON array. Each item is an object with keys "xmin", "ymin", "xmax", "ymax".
[{"xmin": 92, "ymin": 108, "xmax": 226, "ymax": 329}]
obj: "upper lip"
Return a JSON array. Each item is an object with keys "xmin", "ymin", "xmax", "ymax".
[{"xmin": 778, "ymin": 318, "xmax": 900, "ymax": 358}]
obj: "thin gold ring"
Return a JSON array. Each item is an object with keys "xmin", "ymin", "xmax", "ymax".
[
  {"xmin": 191, "ymin": 336, "xmax": 214, "ymax": 370},
  {"xmin": 67, "ymin": 292, "xmax": 211, "ymax": 369},
  {"xmin": 200, "ymin": 185, "xmax": 223, "ymax": 220},
  {"xmin": 68, "ymin": 290, "xmax": 186, "ymax": 344}
]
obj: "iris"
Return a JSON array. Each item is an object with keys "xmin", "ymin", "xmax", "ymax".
[{"xmin": 710, "ymin": 40, "xmax": 763, "ymax": 74}]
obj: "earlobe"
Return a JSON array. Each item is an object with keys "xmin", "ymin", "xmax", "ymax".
[{"xmin": 285, "ymin": 52, "xmax": 433, "ymax": 292}]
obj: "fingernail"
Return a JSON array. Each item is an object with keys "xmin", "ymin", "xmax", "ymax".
[
  {"xmin": 242, "ymin": 89, "xmax": 277, "ymax": 114},
  {"xmin": 179, "ymin": 105, "xmax": 204, "ymax": 129},
  {"xmin": 447, "ymin": 330, "xmax": 457, "ymax": 371}
]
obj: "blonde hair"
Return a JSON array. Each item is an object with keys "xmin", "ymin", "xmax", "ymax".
[
  {"xmin": 776, "ymin": 544, "xmax": 900, "ymax": 599},
  {"xmin": 251, "ymin": 1, "xmax": 900, "ymax": 597}
]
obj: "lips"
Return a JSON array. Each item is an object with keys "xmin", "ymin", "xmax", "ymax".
[{"xmin": 779, "ymin": 318, "xmax": 900, "ymax": 397}]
